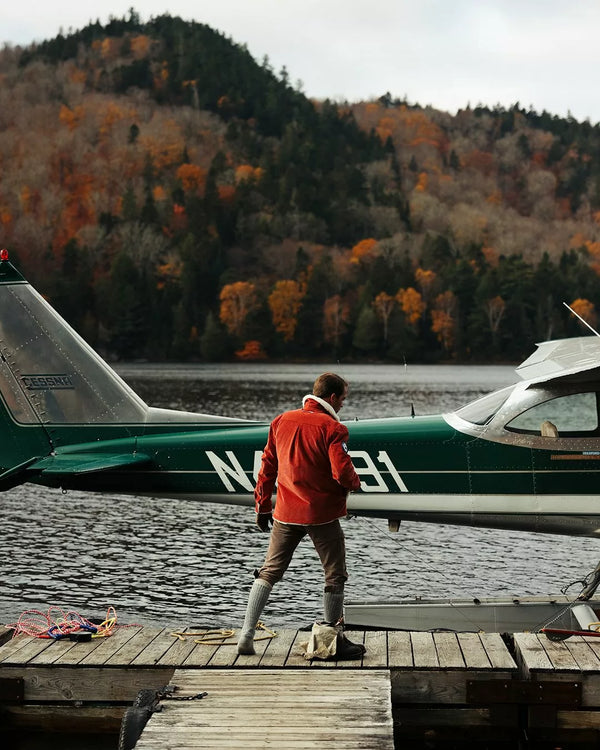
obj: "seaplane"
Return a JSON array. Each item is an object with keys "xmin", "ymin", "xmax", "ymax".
[{"xmin": 1, "ymin": 250, "xmax": 600, "ymax": 633}]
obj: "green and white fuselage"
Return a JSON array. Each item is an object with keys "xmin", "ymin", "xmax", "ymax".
[{"xmin": 1, "ymin": 257, "xmax": 600, "ymax": 537}]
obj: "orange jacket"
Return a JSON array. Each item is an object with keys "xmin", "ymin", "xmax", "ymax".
[{"xmin": 254, "ymin": 396, "xmax": 361, "ymax": 524}]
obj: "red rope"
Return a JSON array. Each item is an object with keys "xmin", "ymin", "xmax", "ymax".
[{"xmin": 5, "ymin": 605, "xmax": 140, "ymax": 639}]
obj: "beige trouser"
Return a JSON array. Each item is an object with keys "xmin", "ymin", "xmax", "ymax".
[{"xmin": 257, "ymin": 518, "xmax": 348, "ymax": 590}]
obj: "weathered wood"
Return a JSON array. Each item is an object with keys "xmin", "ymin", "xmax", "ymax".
[
  {"xmin": 457, "ymin": 633, "xmax": 491, "ymax": 669},
  {"xmin": 2, "ymin": 703, "xmax": 125, "ymax": 732},
  {"xmin": 135, "ymin": 668, "xmax": 393, "ymax": 750},
  {"xmin": 259, "ymin": 628, "xmax": 296, "ymax": 667},
  {"xmin": 387, "ymin": 631, "xmax": 413, "ymax": 668},
  {"xmin": 281, "ymin": 631, "xmax": 312, "ymax": 667},
  {"xmin": 0, "ymin": 633, "xmax": 31, "ymax": 661},
  {"xmin": 393, "ymin": 705, "xmax": 518, "ymax": 727},
  {"xmin": 0, "ymin": 626, "xmax": 13, "ymax": 646},
  {"xmin": 564, "ymin": 637, "xmax": 600, "ymax": 672},
  {"xmin": 28, "ymin": 637, "xmax": 82, "ymax": 665},
  {"xmin": 479, "ymin": 632, "xmax": 517, "ymax": 671},
  {"xmin": 557, "ymin": 709, "xmax": 600, "ymax": 729},
  {"xmin": 363, "ymin": 630, "xmax": 387, "ymax": 668},
  {"xmin": 541, "ymin": 635, "xmax": 582, "ymax": 671},
  {"xmin": 411, "ymin": 631, "xmax": 438, "ymax": 668},
  {"xmin": 76, "ymin": 625, "xmax": 146, "ymax": 666},
  {"xmin": 514, "ymin": 632, "xmax": 554, "ymax": 675},
  {"xmin": 129, "ymin": 628, "xmax": 180, "ymax": 666},
  {"xmin": 0, "ymin": 635, "xmax": 54, "ymax": 664},
  {"xmin": 104, "ymin": 626, "xmax": 166, "ymax": 666},
  {"xmin": 0, "ymin": 665, "xmax": 174, "ymax": 702},
  {"xmin": 433, "ymin": 632, "xmax": 465, "ymax": 669}
]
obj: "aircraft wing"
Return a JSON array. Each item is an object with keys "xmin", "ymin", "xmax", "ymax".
[
  {"xmin": 516, "ymin": 336, "xmax": 600, "ymax": 384},
  {"xmin": 0, "ymin": 452, "xmax": 152, "ymax": 490}
]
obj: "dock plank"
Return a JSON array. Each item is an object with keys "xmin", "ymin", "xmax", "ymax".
[
  {"xmin": 283, "ymin": 631, "xmax": 312, "ymax": 667},
  {"xmin": 68, "ymin": 626, "xmax": 144, "ymax": 666},
  {"xmin": 135, "ymin": 668, "xmax": 393, "ymax": 750},
  {"xmin": 387, "ymin": 631, "xmax": 413, "ymax": 668},
  {"xmin": 564, "ymin": 636, "xmax": 600, "ymax": 672},
  {"xmin": 540, "ymin": 635, "xmax": 581, "ymax": 671},
  {"xmin": 0, "ymin": 635, "xmax": 54, "ymax": 664},
  {"xmin": 130, "ymin": 628, "xmax": 184, "ymax": 666},
  {"xmin": 479, "ymin": 632, "xmax": 517, "ymax": 671},
  {"xmin": 458, "ymin": 633, "xmax": 491, "ymax": 669},
  {"xmin": 104, "ymin": 627, "xmax": 165, "ymax": 666},
  {"xmin": 259, "ymin": 628, "xmax": 296, "ymax": 667},
  {"xmin": 29, "ymin": 638, "xmax": 83, "ymax": 665},
  {"xmin": 411, "ymin": 632, "xmax": 439, "ymax": 668},
  {"xmin": 0, "ymin": 634, "xmax": 34, "ymax": 662},
  {"xmin": 433, "ymin": 632, "xmax": 465, "ymax": 669},
  {"xmin": 363, "ymin": 630, "xmax": 387, "ymax": 668},
  {"xmin": 514, "ymin": 632, "xmax": 554, "ymax": 675}
]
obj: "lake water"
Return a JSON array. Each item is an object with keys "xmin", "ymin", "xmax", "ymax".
[{"xmin": 1, "ymin": 363, "xmax": 599, "ymax": 632}]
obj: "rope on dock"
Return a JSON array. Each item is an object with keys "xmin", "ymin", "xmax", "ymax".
[
  {"xmin": 170, "ymin": 621, "xmax": 277, "ymax": 646},
  {"xmin": 5, "ymin": 605, "xmax": 140, "ymax": 639}
]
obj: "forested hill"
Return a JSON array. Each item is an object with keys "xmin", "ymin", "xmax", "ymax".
[{"xmin": 2, "ymin": 12, "xmax": 600, "ymax": 363}]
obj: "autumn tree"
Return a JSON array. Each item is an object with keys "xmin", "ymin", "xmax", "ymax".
[
  {"xmin": 569, "ymin": 298, "xmax": 597, "ymax": 331},
  {"xmin": 397, "ymin": 287, "xmax": 425, "ymax": 327},
  {"xmin": 372, "ymin": 291, "xmax": 395, "ymax": 343},
  {"xmin": 431, "ymin": 290, "xmax": 458, "ymax": 354},
  {"xmin": 219, "ymin": 281, "xmax": 258, "ymax": 337},
  {"xmin": 414, "ymin": 267, "xmax": 437, "ymax": 305},
  {"xmin": 268, "ymin": 279, "xmax": 306, "ymax": 342}
]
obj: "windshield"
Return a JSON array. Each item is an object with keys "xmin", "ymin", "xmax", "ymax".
[{"xmin": 454, "ymin": 385, "xmax": 515, "ymax": 426}]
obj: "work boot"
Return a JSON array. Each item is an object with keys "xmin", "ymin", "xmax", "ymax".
[
  {"xmin": 336, "ymin": 631, "xmax": 366, "ymax": 660},
  {"xmin": 237, "ymin": 578, "xmax": 272, "ymax": 655}
]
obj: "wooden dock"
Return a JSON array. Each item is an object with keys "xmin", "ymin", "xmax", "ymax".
[
  {"xmin": 133, "ymin": 668, "xmax": 393, "ymax": 749},
  {"xmin": 1, "ymin": 624, "xmax": 600, "ymax": 745}
]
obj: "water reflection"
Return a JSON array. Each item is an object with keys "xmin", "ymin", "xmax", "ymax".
[{"xmin": 1, "ymin": 363, "xmax": 598, "ymax": 629}]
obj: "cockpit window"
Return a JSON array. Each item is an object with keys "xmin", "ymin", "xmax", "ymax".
[
  {"xmin": 506, "ymin": 392, "xmax": 598, "ymax": 435},
  {"xmin": 455, "ymin": 385, "xmax": 514, "ymax": 426}
]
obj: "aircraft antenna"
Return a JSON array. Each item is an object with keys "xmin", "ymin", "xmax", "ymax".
[{"xmin": 563, "ymin": 301, "xmax": 600, "ymax": 337}]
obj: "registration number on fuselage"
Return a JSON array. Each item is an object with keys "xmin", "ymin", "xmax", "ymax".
[{"xmin": 205, "ymin": 450, "xmax": 408, "ymax": 493}]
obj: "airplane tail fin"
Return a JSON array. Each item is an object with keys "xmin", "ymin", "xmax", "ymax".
[{"xmin": 0, "ymin": 253, "xmax": 149, "ymax": 482}]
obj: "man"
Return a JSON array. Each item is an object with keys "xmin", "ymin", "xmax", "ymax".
[{"xmin": 237, "ymin": 372, "xmax": 365, "ymax": 659}]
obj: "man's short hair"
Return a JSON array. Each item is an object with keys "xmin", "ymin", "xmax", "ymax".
[{"xmin": 313, "ymin": 372, "xmax": 348, "ymax": 398}]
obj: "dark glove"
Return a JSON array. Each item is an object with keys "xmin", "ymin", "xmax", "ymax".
[{"xmin": 256, "ymin": 512, "xmax": 273, "ymax": 532}]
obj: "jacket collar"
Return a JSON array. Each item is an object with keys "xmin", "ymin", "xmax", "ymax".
[{"xmin": 302, "ymin": 394, "xmax": 340, "ymax": 422}]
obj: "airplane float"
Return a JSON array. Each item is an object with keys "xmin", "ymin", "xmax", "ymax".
[{"xmin": 1, "ymin": 250, "xmax": 600, "ymax": 632}]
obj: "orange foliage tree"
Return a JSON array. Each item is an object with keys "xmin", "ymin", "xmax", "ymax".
[
  {"xmin": 569, "ymin": 298, "xmax": 597, "ymax": 329},
  {"xmin": 414, "ymin": 267, "xmax": 437, "ymax": 304},
  {"xmin": 431, "ymin": 291, "xmax": 457, "ymax": 353},
  {"xmin": 268, "ymin": 280, "xmax": 306, "ymax": 342},
  {"xmin": 350, "ymin": 238, "xmax": 378, "ymax": 264},
  {"xmin": 235, "ymin": 340, "xmax": 267, "ymax": 360},
  {"xmin": 397, "ymin": 287, "xmax": 425, "ymax": 326},
  {"xmin": 176, "ymin": 163, "xmax": 207, "ymax": 193},
  {"xmin": 219, "ymin": 281, "xmax": 257, "ymax": 337},
  {"xmin": 372, "ymin": 291, "xmax": 395, "ymax": 343}
]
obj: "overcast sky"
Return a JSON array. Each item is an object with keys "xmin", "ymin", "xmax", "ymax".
[{"xmin": 3, "ymin": 1, "xmax": 599, "ymax": 123}]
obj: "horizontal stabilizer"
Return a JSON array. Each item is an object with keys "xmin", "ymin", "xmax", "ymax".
[
  {"xmin": 0, "ymin": 456, "xmax": 44, "ymax": 490},
  {"xmin": 29, "ymin": 452, "xmax": 152, "ymax": 477}
]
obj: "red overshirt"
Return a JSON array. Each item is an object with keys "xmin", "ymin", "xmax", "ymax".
[{"xmin": 254, "ymin": 397, "xmax": 361, "ymax": 525}]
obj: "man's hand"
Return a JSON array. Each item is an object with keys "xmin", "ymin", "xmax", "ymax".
[{"xmin": 256, "ymin": 512, "xmax": 273, "ymax": 532}]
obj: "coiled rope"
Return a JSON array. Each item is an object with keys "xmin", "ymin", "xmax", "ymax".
[
  {"xmin": 6, "ymin": 605, "xmax": 139, "ymax": 639},
  {"xmin": 171, "ymin": 621, "xmax": 277, "ymax": 646}
]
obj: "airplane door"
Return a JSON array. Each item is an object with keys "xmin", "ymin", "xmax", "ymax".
[{"xmin": 466, "ymin": 438, "xmax": 534, "ymax": 495}]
